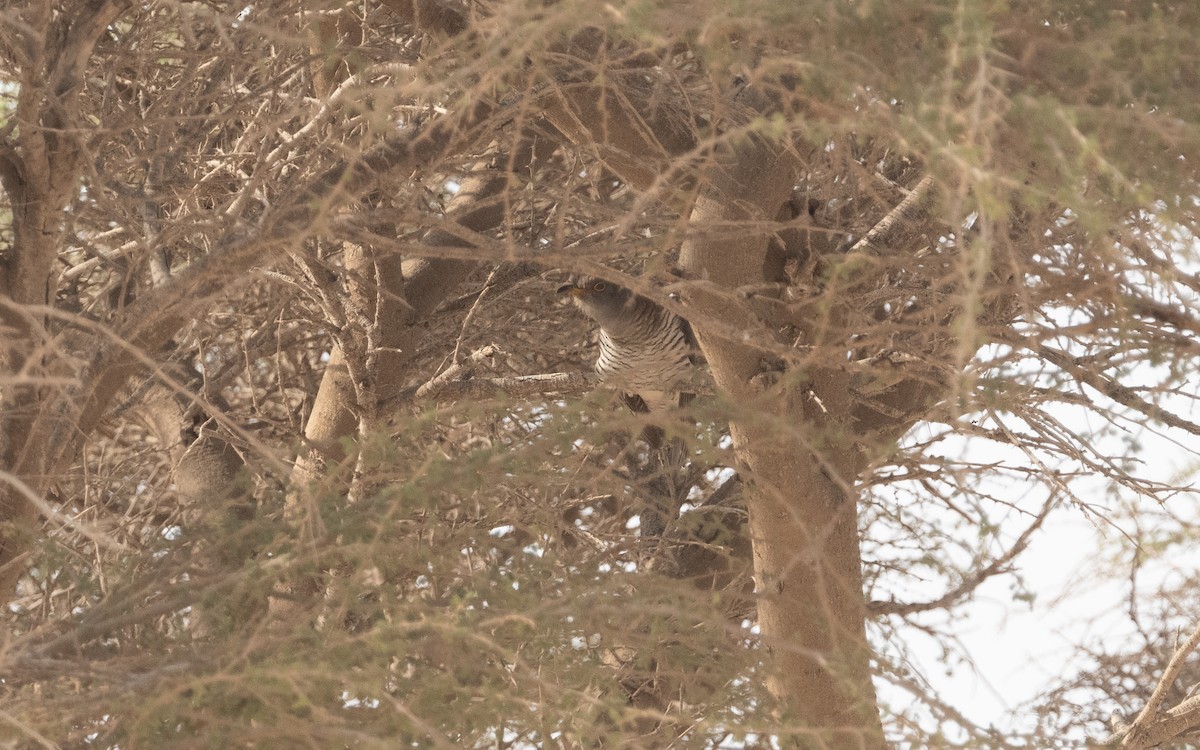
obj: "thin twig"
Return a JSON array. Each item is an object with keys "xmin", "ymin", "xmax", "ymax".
[
  {"xmin": 453, "ymin": 267, "xmax": 501, "ymax": 362},
  {"xmin": 1039, "ymin": 344, "xmax": 1200, "ymax": 438},
  {"xmin": 0, "ymin": 706, "xmax": 59, "ymax": 750},
  {"xmin": 0, "ymin": 470, "xmax": 128, "ymax": 552},
  {"xmin": 868, "ymin": 492, "xmax": 1057, "ymax": 617}
]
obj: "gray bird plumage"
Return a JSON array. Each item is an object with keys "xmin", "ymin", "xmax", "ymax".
[
  {"xmin": 557, "ymin": 276, "xmax": 696, "ymax": 412},
  {"xmin": 558, "ymin": 275, "xmax": 702, "ymax": 541}
]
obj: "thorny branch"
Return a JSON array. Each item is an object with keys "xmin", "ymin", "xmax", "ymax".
[
  {"xmin": 1038, "ymin": 345, "xmax": 1200, "ymax": 438},
  {"xmin": 867, "ymin": 493, "xmax": 1058, "ymax": 617},
  {"xmin": 1103, "ymin": 622, "xmax": 1200, "ymax": 749}
]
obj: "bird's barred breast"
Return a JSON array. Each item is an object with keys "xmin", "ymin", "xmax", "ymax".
[{"xmin": 595, "ymin": 318, "xmax": 692, "ymax": 392}]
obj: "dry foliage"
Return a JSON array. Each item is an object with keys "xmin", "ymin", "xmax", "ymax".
[{"xmin": 1, "ymin": 0, "xmax": 1199, "ymax": 748}]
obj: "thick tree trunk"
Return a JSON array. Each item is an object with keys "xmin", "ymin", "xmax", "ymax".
[
  {"xmin": 733, "ymin": 422, "xmax": 881, "ymax": 746},
  {"xmin": 0, "ymin": 0, "xmax": 133, "ymax": 598},
  {"xmin": 0, "ymin": 200, "xmax": 65, "ymax": 599},
  {"xmin": 541, "ymin": 61, "xmax": 887, "ymax": 737},
  {"xmin": 678, "ymin": 128, "xmax": 885, "ymax": 745}
]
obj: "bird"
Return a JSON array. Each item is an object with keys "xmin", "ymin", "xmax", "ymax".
[
  {"xmin": 556, "ymin": 275, "xmax": 698, "ymax": 415},
  {"xmin": 558, "ymin": 274, "xmax": 701, "ymax": 540}
]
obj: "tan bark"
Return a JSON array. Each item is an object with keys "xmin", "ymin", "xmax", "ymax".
[
  {"xmin": 0, "ymin": 0, "xmax": 135, "ymax": 599},
  {"xmin": 139, "ymin": 379, "xmax": 247, "ymax": 509},
  {"xmin": 675, "ymin": 130, "xmax": 884, "ymax": 745},
  {"xmin": 0, "ymin": 95, "xmax": 494, "ymax": 602},
  {"xmin": 539, "ymin": 59, "xmax": 890, "ymax": 737},
  {"xmin": 286, "ymin": 141, "xmax": 547, "ymax": 509},
  {"xmin": 537, "ymin": 31, "xmax": 698, "ymax": 197},
  {"xmin": 541, "ymin": 77, "xmax": 698, "ymax": 195},
  {"xmin": 731, "ymin": 410, "xmax": 881, "ymax": 744},
  {"xmin": 274, "ymin": 132, "xmax": 560, "ymax": 620}
]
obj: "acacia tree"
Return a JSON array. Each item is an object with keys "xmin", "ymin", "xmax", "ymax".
[{"xmin": 1, "ymin": 0, "xmax": 1199, "ymax": 747}]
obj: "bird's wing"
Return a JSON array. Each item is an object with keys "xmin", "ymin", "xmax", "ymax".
[{"xmin": 678, "ymin": 317, "xmax": 706, "ymax": 367}]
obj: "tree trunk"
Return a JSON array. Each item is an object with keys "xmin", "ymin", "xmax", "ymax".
[
  {"xmin": 678, "ymin": 125, "xmax": 885, "ymax": 745},
  {"xmin": 733, "ymin": 422, "xmax": 881, "ymax": 747},
  {"xmin": 0, "ymin": 0, "xmax": 131, "ymax": 598}
]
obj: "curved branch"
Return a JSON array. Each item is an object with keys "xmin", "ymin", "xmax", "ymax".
[
  {"xmin": 1038, "ymin": 344, "xmax": 1200, "ymax": 438},
  {"xmin": 845, "ymin": 175, "xmax": 935, "ymax": 256},
  {"xmin": 0, "ymin": 104, "xmax": 494, "ymax": 604},
  {"xmin": 414, "ymin": 370, "xmax": 598, "ymax": 402},
  {"xmin": 868, "ymin": 493, "xmax": 1056, "ymax": 617}
]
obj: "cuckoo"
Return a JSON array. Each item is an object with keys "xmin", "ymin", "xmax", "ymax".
[
  {"xmin": 556, "ymin": 275, "xmax": 698, "ymax": 414},
  {"xmin": 558, "ymin": 275, "xmax": 700, "ymax": 539}
]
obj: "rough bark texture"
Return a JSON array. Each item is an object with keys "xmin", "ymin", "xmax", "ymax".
[
  {"xmin": 0, "ymin": 0, "xmax": 135, "ymax": 596},
  {"xmin": 676, "ymin": 125, "xmax": 885, "ymax": 745},
  {"xmin": 544, "ymin": 67, "xmax": 889, "ymax": 739},
  {"xmin": 6, "ymin": 3, "xmax": 1189, "ymax": 746},
  {"xmin": 537, "ymin": 32, "xmax": 698, "ymax": 198}
]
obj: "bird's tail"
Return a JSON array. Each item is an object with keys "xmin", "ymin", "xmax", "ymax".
[{"xmin": 635, "ymin": 430, "xmax": 690, "ymax": 542}]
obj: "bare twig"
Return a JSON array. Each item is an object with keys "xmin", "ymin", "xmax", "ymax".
[
  {"xmin": 1038, "ymin": 344, "xmax": 1200, "ymax": 438},
  {"xmin": 868, "ymin": 492, "xmax": 1057, "ymax": 617},
  {"xmin": 0, "ymin": 470, "xmax": 127, "ymax": 552},
  {"xmin": 453, "ymin": 267, "xmax": 501, "ymax": 362},
  {"xmin": 0, "ymin": 705, "xmax": 59, "ymax": 750},
  {"xmin": 413, "ymin": 344, "xmax": 505, "ymax": 399}
]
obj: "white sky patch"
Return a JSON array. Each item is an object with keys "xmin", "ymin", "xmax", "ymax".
[
  {"xmin": 340, "ymin": 691, "xmax": 380, "ymax": 710},
  {"xmin": 882, "ymin": 332, "xmax": 1200, "ymax": 738},
  {"xmin": 522, "ymin": 542, "xmax": 544, "ymax": 558}
]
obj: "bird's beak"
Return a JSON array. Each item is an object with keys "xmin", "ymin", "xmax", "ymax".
[{"xmin": 556, "ymin": 283, "xmax": 578, "ymax": 296}]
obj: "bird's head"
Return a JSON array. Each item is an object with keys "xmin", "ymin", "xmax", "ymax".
[{"xmin": 556, "ymin": 275, "xmax": 633, "ymax": 325}]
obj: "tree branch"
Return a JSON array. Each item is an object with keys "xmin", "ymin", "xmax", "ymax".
[
  {"xmin": 408, "ymin": 344, "xmax": 598, "ymax": 402},
  {"xmin": 1103, "ymin": 622, "xmax": 1200, "ymax": 749},
  {"xmin": 0, "ymin": 104, "xmax": 496, "ymax": 603},
  {"xmin": 375, "ymin": 0, "xmax": 469, "ymax": 38},
  {"xmin": 868, "ymin": 493, "xmax": 1056, "ymax": 617},
  {"xmin": 1038, "ymin": 344, "xmax": 1200, "ymax": 438},
  {"xmin": 846, "ymin": 175, "xmax": 935, "ymax": 256},
  {"xmin": 414, "ymin": 370, "xmax": 599, "ymax": 402}
]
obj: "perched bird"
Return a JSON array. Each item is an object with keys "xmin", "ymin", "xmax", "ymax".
[
  {"xmin": 556, "ymin": 275, "xmax": 698, "ymax": 414},
  {"xmin": 558, "ymin": 274, "xmax": 700, "ymax": 540}
]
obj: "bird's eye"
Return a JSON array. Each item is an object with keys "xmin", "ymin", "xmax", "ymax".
[{"xmin": 593, "ymin": 282, "xmax": 606, "ymax": 292}]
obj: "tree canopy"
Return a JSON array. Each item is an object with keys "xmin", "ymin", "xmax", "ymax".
[{"xmin": 1, "ymin": 0, "xmax": 1199, "ymax": 747}]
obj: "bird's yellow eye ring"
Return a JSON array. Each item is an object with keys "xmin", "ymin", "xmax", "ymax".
[{"xmin": 593, "ymin": 282, "xmax": 606, "ymax": 292}]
